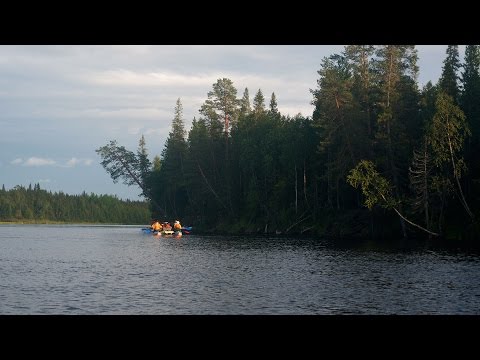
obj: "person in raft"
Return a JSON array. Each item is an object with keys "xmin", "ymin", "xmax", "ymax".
[
  {"xmin": 163, "ymin": 222, "xmax": 172, "ymax": 231},
  {"xmin": 174, "ymin": 220, "xmax": 182, "ymax": 231},
  {"xmin": 151, "ymin": 220, "xmax": 162, "ymax": 232}
]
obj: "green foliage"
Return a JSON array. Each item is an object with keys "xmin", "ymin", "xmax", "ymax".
[
  {"xmin": 439, "ymin": 45, "xmax": 461, "ymax": 103},
  {"xmin": 429, "ymin": 92, "xmax": 470, "ymax": 169},
  {"xmin": 461, "ymin": 45, "xmax": 480, "ymax": 197},
  {"xmin": 269, "ymin": 92, "xmax": 278, "ymax": 115},
  {"xmin": 239, "ymin": 87, "xmax": 251, "ymax": 117},
  {"xmin": 93, "ymin": 49, "xmax": 479, "ymax": 239},
  {"xmin": 96, "ymin": 140, "xmax": 140, "ymax": 188},
  {"xmin": 96, "ymin": 138, "xmax": 165, "ymax": 215},
  {"xmin": 347, "ymin": 160, "xmax": 397, "ymax": 210},
  {"xmin": 0, "ymin": 184, "xmax": 150, "ymax": 224},
  {"xmin": 200, "ymin": 78, "xmax": 239, "ymax": 136},
  {"xmin": 253, "ymin": 89, "xmax": 266, "ymax": 117},
  {"xmin": 428, "ymin": 91, "xmax": 474, "ymax": 220},
  {"xmin": 461, "ymin": 46, "xmax": 480, "ymax": 135},
  {"xmin": 311, "ymin": 54, "xmax": 369, "ymax": 209},
  {"xmin": 155, "ymin": 98, "xmax": 189, "ymax": 219},
  {"xmin": 137, "ymin": 135, "xmax": 152, "ymax": 197}
]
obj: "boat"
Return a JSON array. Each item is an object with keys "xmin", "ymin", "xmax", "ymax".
[
  {"xmin": 141, "ymin": 227, "xmax": 190, "ymax": 237},
  {"xmin": 181, "ymin": 226, "xmax": 192, "ymax": 234}
]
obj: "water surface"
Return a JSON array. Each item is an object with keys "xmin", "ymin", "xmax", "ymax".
[{"xmin": 1, "ymin": 224, "xmax": 479, "ymax": 314}]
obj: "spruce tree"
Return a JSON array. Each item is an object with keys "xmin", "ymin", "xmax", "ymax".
[
  {"xmin": 239, "ymin": 87, "xmax": 251, "ymax": 117},
  {"xmin": 439, "ymin": 45, "xmax": 461, "ymax": 103},
  {"xmin": 253, "ymin": 89, "xmax": 266, "ymax": 117},
  {"xmin": 460, "ymin": 45, "xmax": 480, "ymax": 195},
  {"xmin": 159, "ymin": 98, "xmax": 189, "ymax": 218},
  {"xmin": 373, "ymin": 45, "xmax": 419, "ymax": 238},
  {"xmin": 269, "ymin": 92, "xmax": 278, "ymax": 115}
]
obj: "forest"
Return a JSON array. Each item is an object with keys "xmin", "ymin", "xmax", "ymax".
[
  {"xmin": 0, "ymin": 183, "xmax": 150, "ymax": 224},
  {"xmin": 4, "ymin": 45, "xmax": 480, "ymax": 240},
  {"xmin": 92, "ymin": 46, "xmax": 480, "ymax": 239}
]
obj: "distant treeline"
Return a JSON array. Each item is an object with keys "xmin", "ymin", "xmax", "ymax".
[
  {"xmin": 0, "ymin": 183, "xmax": 150, "ymax": 224},
  {"xmin": 94, "ymin": 45, "xmax": 480, "ymax": 239}
]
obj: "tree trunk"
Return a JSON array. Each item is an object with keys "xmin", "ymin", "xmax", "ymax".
[
  {"xmin": 391, "ymin": 206, "xmax": 439, "ymax": 237},
  {"xmin": 423, "ymin": 144, "xmax": 430, "ymax": 231},
  {"xmin": 295, "ymin": 162, "xmax": 298, "ymax": 215},
  {"xmin": 386, "ymin": 120, "xmax": 407, "ymax": 238},
  {"xmin": 336, "ymin": 176, "xmax": 340, "ymax": 210},
  {"xmin": 327, "ymin": 147, "xmax": 331, "ymax": 207},
  {"xmin": 335, "ymin": 93, "xmax": 355, "ymax": 165},
  {"xmin": 379, "ymin": 194, "xmax": 439, "ymax": 237},
  {"xmin": 196, "ymin": 160, "xmax": 229, "ymax": 214},
  {"xmin": 447, "ymin": 127, "xmax": 475, "ymax": 219},
  {"xmin": 303, "ymin": 159, "xmax": 309, "ymax": 208}
]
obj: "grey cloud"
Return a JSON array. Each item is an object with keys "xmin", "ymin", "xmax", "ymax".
[{"xmin": 0, "ymin": 45, "xmax": 452, "ymax": 200}]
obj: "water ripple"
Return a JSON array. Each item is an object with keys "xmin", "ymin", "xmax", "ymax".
[{"xmin": 1, "ymin": 225, "xmax": 480, "ymax": 314}]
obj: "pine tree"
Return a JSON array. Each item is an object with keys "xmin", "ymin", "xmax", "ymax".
[
  {"xmin": 439, "ymin": 45, "xmax": 461, "ymax": 103},
  {"xmin": 461, "ymin": 45, "xmax": 480, "ymax": 134},
  {"xmin": 312, "ymin": 53, "xmax": 373, "ymax": 210},
  {"xmin": 373, "ymin": 45, "xmax": 419, "ymax": 238},
  {"xmin": 345, "ymin": 45, "xmax": 375, "ymax": 137},
  {"xmin": 253, "ymin": 89, "xmax": 266, "ymax": 117},
  {"xmin": 239, "ymin": 87, "xmax": 251, "ymax": 117},
  {"xmin": 171, "ymin": 98, "xmax": 187, "ymax": 141},
  {"xmin": 159, "ymin": 98, "xmax": 189, "ymax": 218},
  {"xmin": 200, "ymin": 78, "xmax": 239, "ymax": 137},
  {"xmin": 137, "ymin": 134, "xmax": 152, "ymax": 198},
  {"xmin": 96, "ymin": 140, "xmax": 163, "ymax": 214},
  {"xmin": 460, "ymin": 45, "xmax": 480, "ymax": 198},
  {"xmin": 269, "ymin": 92, "xmax": 278, "ymax": 115},
  {"xmin": 152, "ymin": 155, "xmax": 161, "ymax": 171}
]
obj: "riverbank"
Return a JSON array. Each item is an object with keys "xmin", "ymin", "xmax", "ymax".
[{"xmin": 0, "ymin": 220, "xmax": 133, "ymax": 225}]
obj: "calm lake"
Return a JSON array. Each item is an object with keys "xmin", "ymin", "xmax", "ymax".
[{"xmin": 1, "ymin": 224, "xmax": 479, "ymax": 314}]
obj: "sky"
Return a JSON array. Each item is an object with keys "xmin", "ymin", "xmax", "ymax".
[{"xmin": 0, "ymin": 45, "xmax": 466, "ymax": 200}]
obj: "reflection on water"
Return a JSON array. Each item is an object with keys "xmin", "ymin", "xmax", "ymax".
[{"xmin": 0, "ymin": 224, "xmax": 479, "ymax": 314}]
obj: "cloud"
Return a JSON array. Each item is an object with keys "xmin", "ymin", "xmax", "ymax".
[
  {"xmin": 88, "ymin": 69, "xmax": 216, "ymax": 88},
  {"xmin": 10, "ymin": 157, "xmax": 56, "ymax": 166},
  {"xmin": 0, "ymin": 45, "xmax": 455, "ymax": 201},
  {"xmin": 66, "ymin": 158, "xmax": 81, "ymax": 167},
  {"xmin": 10, "ymin": 156, "xmax": 93, "ymax": 168},
  {"xmin": 23, "ymin": 157, "xmax": 56, "ymax": 166},
  {"xmin": 65, "ymin": 157, "xmax": 93, "ymax": 167},
  {"xmin": 144, "ymin": 128, "xmax": 165, "ymax": 136},
  {"xmin": 127, "ymin": 126, "xmax": 143, "ymax": 135}
]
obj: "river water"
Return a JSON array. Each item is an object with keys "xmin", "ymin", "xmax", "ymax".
[{"xmin": 1, "ymin": 224, "xmax": 479, "ymax": 314}]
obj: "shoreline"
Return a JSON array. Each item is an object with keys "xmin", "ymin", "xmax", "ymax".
[{"xmin": 0, "ymin": 220, "xmax": 144, "ymax": 225}]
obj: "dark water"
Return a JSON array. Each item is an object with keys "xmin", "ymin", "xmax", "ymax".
[{"xmin": 1, "ymin": 224, "xmax": 479, "ymax": 314}]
